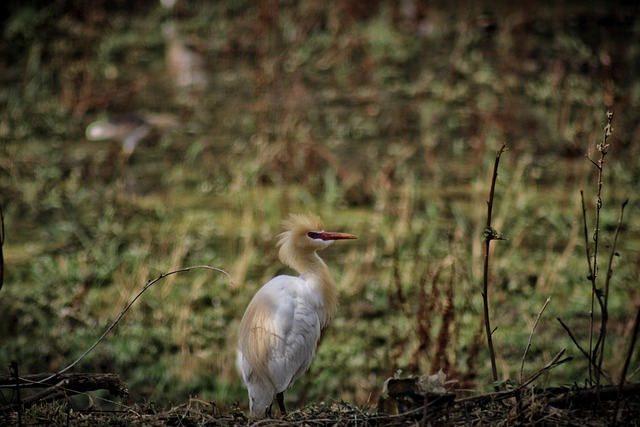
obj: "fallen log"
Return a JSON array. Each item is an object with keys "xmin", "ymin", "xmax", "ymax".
[
  {"xmin": 0, "ymin": 372, "xmax": 128, "ymax": 413},
  {"xmin": 545, "ymin": 383, "xmax": 640, "ymax": 408}
]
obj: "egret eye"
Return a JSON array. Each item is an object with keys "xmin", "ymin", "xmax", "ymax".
[{"xmin": 307, "ymin": 231, "xmax": 322, "ymax": 240}]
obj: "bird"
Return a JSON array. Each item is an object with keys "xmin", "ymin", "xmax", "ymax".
[
  {"xmin": 162, "ymin": 21, "xmax": 209, "ymax": 104},
  {"xmin": 85, "ymin": 113, "xmax": 177, "ymax": 155},
  {"xmin": 236, "ymin": 213, "xmax": 357, "ymax": 418}
]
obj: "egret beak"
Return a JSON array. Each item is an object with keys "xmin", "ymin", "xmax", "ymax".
[{"xmin": 308, "ymin": 231, "xmax": 358, "ymax": 241}]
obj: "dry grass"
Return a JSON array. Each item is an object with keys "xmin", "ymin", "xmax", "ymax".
[{"xmin": 3, "ymin": 387, "xmax": 639, "ymax": 426}]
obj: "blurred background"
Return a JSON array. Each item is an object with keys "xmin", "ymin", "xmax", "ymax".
[{"xmin": 1, "ymin": 0, "xmax": 639, "ymax": 412}]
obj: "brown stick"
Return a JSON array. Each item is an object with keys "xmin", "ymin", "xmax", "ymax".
[
  {"xmin": 454, "ymin": 379, "xmax": 640, "ymax": 411},
  {"xmin": 547, "ymin": 383, "xmax": 640, "ymax": 408},
  {"xmin": 580, "ymin": 191, "xmax": 596, "ymax": 383},
  {"xmin": 482, "ymin": 143, "xmax": 506, "ymax": 391},
  {"xmin": 0, "ymin": 203, "xmax": 4, "ymax": 291},
  {"xmin": 455, "ymin": 350, "xmax": 572, "ymax": 406}
]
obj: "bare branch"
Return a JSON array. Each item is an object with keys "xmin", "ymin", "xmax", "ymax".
[{"xmin": 482, "ymin": 143, "xmax": 507, "ymax": 392}]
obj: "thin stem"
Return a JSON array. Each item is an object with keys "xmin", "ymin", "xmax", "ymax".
[
  {"xmin": 521, "ymin": 349, "xmax": 572, "ymax": 389},
  {"xmin": 582, "ymin": 111, "xmax": 613, "ymax": 387},
  {"xmin": 591, "ymin": 111, "xmax": 613, "ymax": 389},
  {"xmin": 557, "ymin": 317, "xmax": 612, "ymax": 383},
  {"xmin": 580, "ymin": 191, "xmax": 595, "ymax": 384},
  {"xmin": 482, "ymin": 143, "xmax": 506, "ymax": 391},
  {"xmin": 611, "ymin": 306, "xmax": 640, "ymax": 426},
  {"xmin": 580, "ymin": 192, "xmax": 595, "ymax": 281},
  {"xmin": 10, "ymin": 361, "xmax": 21, "ymax": 425}
]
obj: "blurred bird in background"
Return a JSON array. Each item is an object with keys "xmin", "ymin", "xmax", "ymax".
[
  {"xmin": 162, "ymin": 21, "xmax": 209, "ymax": 109},
  {"xmin": 85, "ymin": 113, "xmax": 178, "ymax": 156}
]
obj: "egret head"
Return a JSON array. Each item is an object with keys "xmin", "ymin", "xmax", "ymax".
[{"xmin": 277, "ymin": 214, "xmax": 357, "ymax": 270}]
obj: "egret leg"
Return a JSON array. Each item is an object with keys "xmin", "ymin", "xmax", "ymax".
[{"xmin": 276, "ymin": 392, "xmax": 286, "ymax": 415}]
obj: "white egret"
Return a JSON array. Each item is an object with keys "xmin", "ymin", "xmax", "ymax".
[{"xmin": 236, "ymin": 213, "xmax": 357, "ymax": 417}]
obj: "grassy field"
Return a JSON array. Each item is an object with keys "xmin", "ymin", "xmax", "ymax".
[{"xmin": 1, "ymin": 0, "xmax": 639, "ymax": 420}]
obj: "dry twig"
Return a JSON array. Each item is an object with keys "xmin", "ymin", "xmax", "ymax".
[
  {"xmin": 0, "ymin": 203, "xmax": 4, "ymax": 291},
  {"xmin": 556, "ymin": 317, "xmax": 612, "ymax": 383},
  {"xmin": 520, "ymin": 297, "xmax": 551, "ymax": 383},
  {"xmin": 37, "ymin": 265, "xmax": 233, "ymax": 384}
]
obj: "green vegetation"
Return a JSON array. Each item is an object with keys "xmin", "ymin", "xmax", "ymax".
[{"xmin": 1, "ymin": 0, "xmax": 639, "ymax": 419}]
